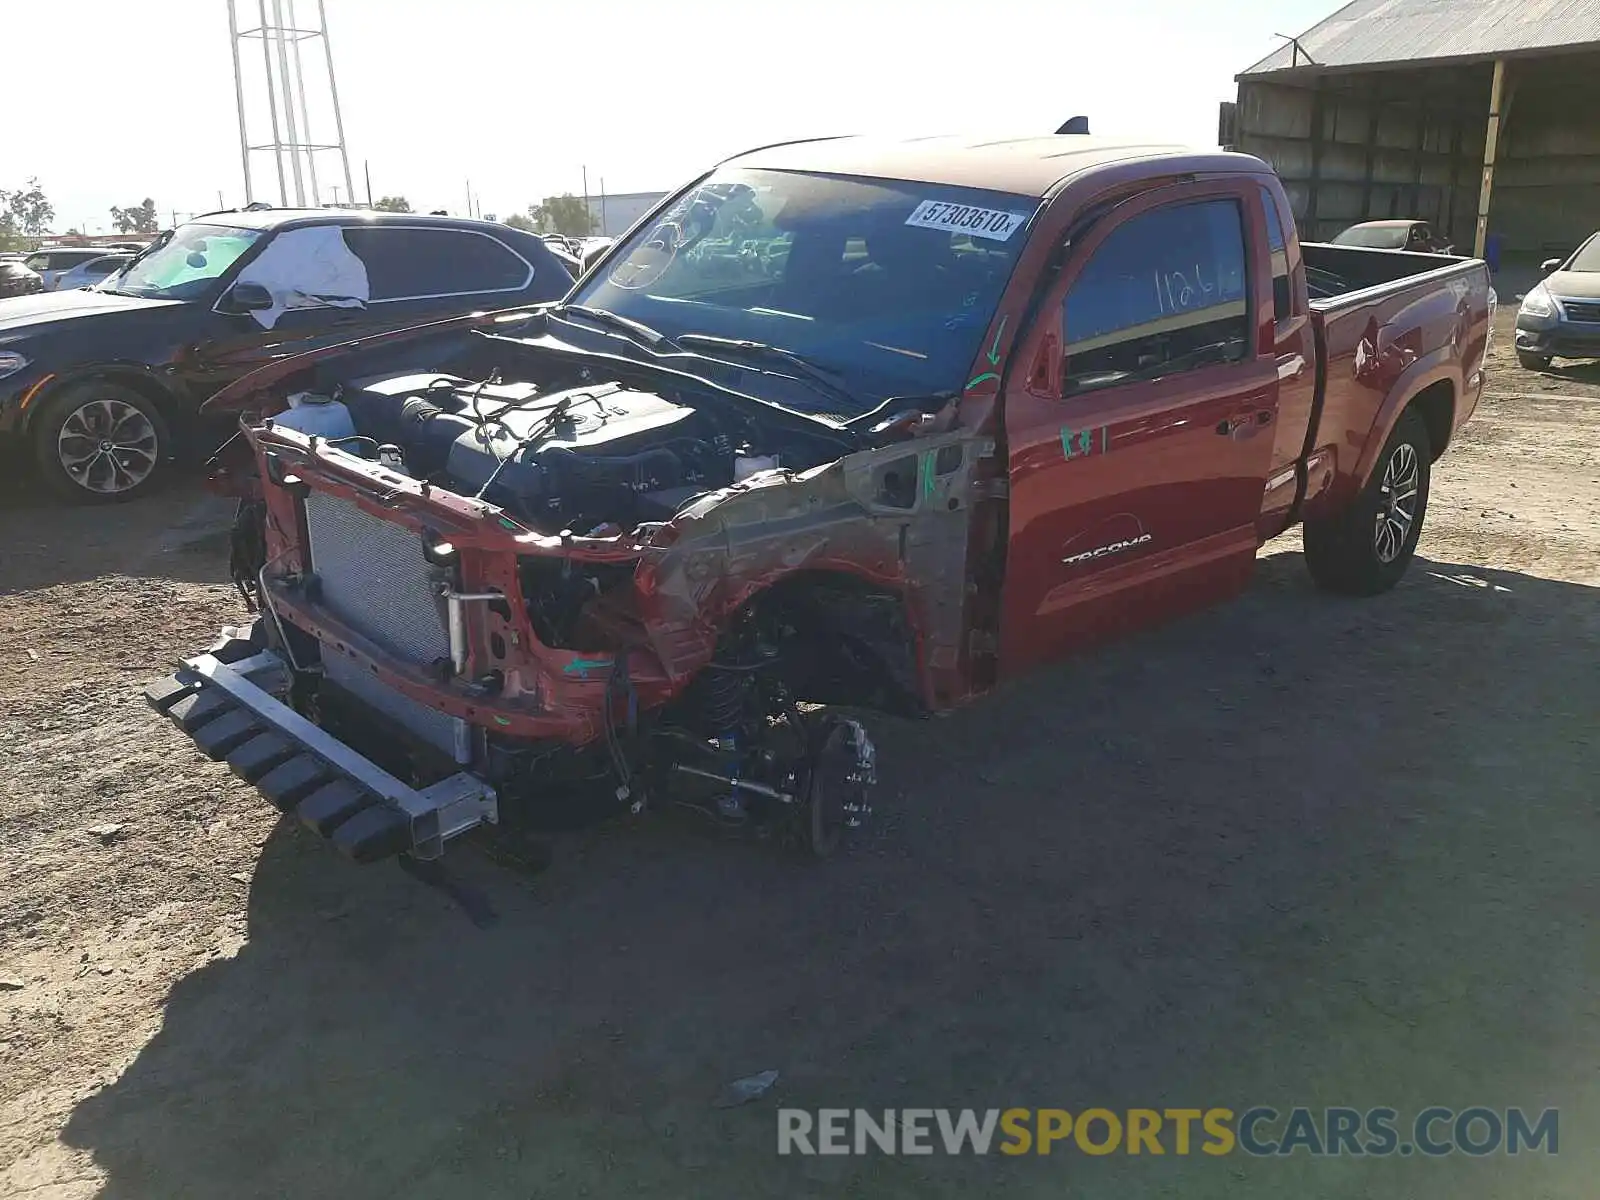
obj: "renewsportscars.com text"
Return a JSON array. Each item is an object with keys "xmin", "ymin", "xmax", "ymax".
[{"xmin": 777, "ymin": 1106, "xmax": 1559, "ymax": 1157}]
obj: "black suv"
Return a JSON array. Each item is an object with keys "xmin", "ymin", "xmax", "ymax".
[{"xmin": 0, "ymin": 209, "xmax": 573, "ymax": 501}]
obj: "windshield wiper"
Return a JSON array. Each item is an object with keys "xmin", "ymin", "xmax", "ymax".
[
  {"xmin": 674, "ymin": 334, "xmax": 861, "ymax": 413},
  {"xmin": 549, "ymin": 303, "xmax": 677, "ymax": 350}
]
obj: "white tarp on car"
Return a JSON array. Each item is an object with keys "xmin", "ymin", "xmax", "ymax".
[{"xmin": 234, "ymin": 226, "xmax": 370, "ymax": 329}]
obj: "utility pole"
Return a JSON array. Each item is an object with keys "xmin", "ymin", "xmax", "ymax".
[{"xmin": 365, "ymin": 160, "xmax": 373, "ymax": 208}]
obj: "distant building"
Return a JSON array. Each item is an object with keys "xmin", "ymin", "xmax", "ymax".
[
  {"xmin": 585, "ymin": 191, "xmax": 669, "ymax": 237},
  {"xmin": 1226, "ymin": 0, "xmax": 1600, "ymax": 263}
]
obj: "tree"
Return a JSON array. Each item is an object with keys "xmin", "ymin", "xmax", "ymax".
[
  {"xmin": 373, "ymin": 195, "xmax": 412, "ymax": 213},
  {"xmin": 529, "ymin": 193, "xmax": 595, "ymax": 236},
  {"xmin": 0, "ymin": 177, "xmax": 54, "ymax": 251},
  {"xmin": 503, "ymin": 211, "xmax": 537, "ymax": 233},
  {"xmin": 109, "ymin": 198, "xmax": 159, "ymax": 235}
]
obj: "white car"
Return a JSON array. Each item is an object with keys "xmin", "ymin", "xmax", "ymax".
[
  {"xmin": 21, "ymin": 247, "xmax": 113, "ymax": 290},
  {"xmin": 55, "ymin": 253, "xmax": 137, "ymax": 292}
]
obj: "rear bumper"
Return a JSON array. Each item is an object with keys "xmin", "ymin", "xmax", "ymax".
[{"xmin": 145, "ymin": 629, "xmax": 497, "ymax": 862}]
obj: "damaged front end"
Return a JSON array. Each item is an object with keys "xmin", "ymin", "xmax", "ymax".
[{"xmin": 151, "ymin": 322, "xmax": 997, "ymax": 863}]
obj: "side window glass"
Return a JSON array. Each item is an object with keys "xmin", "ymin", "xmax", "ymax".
[
  {"xmin": 24, "ymin": 255, "xmax": 49, "ymax": 272},
  {"xmin": 341, "ymin": 227, "xmax": 530, "ymax": 301},
  {"xmin": 1061, "ymin": 199, "xmax": 1248, "ymax": 397},
  {"xmin": 1260, "ymin": 186, "xmax": 1294, "ymax": 324},
  {"xmin": 439, "ymin": 232, "xmax": 532, "ymax": 292}
]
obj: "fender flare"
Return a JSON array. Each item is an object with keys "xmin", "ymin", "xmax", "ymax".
[{"xmin": 1347, "ymin": 351, "xmax": 1460, "ymax": 499}]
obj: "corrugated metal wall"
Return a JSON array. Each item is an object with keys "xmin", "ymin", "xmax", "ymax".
[{"xmin": 1234, "ymin": 50, "xmax": 1600, "ymax": 257}]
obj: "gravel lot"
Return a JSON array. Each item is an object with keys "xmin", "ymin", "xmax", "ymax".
[{"xmin": 3, "ymin": 314, "xmax": 1598, "ymax": 1199}]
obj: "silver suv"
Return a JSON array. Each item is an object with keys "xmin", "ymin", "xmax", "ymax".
[{"xmin": 22, "ymin": 248, "xmax": 114, "ymax": 291}]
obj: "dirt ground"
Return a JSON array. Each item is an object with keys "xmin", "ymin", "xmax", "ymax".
[{"xmin": 3, "ymin": 312, "xmax": 1598, "ymax": 1199}]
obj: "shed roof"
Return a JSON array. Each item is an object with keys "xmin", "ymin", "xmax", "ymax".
[{"xmin": 1240, "ymin": 0, "xmax": 1600, "ymax": 78}]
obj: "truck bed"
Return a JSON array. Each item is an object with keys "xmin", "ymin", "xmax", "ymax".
[
  {"xmin": 1298, "ymin": 243, "xmax": 1494, "ymax": 516},
  {"xmin": 1301, "ymin": 242, "xmax": 1480, "ymax": 308}
]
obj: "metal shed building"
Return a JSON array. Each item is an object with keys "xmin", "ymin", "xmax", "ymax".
[{"xmin": 1224, "ymin": 0, "xmax": 1600, "ymax": 267}]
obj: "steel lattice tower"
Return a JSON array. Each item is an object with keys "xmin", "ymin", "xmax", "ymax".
[{"xmin": 227, "ymin": 0, "xmax": 355, "ymax": 208}]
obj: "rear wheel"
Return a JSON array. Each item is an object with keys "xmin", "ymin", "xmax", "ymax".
[
  {"xmin": 1516, "ymin": 350, "xmax": 1553, "ymax": 371},
  {"xmin": 1304, "ymin": 408, "xmax": 1431, "ymax": 596},
  {"xmin": 31, "ymin": 382, "xmax": 171, "ymax": 503}
]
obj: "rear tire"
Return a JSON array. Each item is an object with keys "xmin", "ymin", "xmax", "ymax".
[
  {"xmin": 1304, "ymin": 408, "xmax": 1431, "ymax": 596},
  {"xmin": 1516, "ymin": 350, "xmax": 1552, "ymax": 371},
  {"xmin": 31, "ymin": 381, "xmax": 171, "ymax": 503}
]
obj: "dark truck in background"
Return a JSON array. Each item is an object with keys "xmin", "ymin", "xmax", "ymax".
[{"xmin": 145, "ymin": 135, "xmax": 1493, "ymax": 867}]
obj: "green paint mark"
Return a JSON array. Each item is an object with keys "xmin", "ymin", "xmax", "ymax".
[
  {"xmin": 986, "ymin": 315, "xmax": 1008, "ymax": 365},
  {"xmin": 494, "ymin": 716, "xmax": 512, "ymax": 727},
  {"xmin": 499, "ymin": 517, "xmax": 520, "ymax": 530},
  {"xmin": 1061, "ymin": 426, "xmax": 1108, "ymax": 462},
  {"xmin": 965, "ymin": 371, "xmax": 1000, "ymax": 391},
  {"xmin": 563, "ymin": 656, "xmax": 613, "ymax": 679},
  {"xmin": 921, "ymin": 450, "xmax": 937, "ymax": 500}
]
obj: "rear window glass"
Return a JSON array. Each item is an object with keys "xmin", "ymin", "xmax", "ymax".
[
  {"xmin": 1260, "ymin": 187, "xmax": 1294, "ymax": 322},
  {"xmin": 340, "ymin": 227, "xmax": 532, "ymax": 301}
]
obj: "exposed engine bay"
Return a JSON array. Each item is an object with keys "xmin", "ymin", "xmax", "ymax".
[
  {"xmin": 199, "ymin": 326, "xmax": 981, "ymax": 866},
  {"xmin": 303, "ymin": 367, "xmax": 851, "ymax": 537}
]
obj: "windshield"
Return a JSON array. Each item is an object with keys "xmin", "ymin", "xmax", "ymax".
[
  {"xmin": 568, "ymin": 168, "xmax": 1039, "ymax": 414},
  {"xmin": 1567, "ymin": 234, "xmax": 1600, "ymax": 273},
  {"xmin": 1332, "ymin": 225, "xmax": 1409, "ymax": 250},
  {"xmin": 110, "ymin": 223, "xmax": 264, "ymax": 301}
]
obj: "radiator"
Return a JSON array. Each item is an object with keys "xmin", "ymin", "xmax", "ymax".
[{"xmin": 303, "ymin": 491, "xmax": 471, "ymax": 761}]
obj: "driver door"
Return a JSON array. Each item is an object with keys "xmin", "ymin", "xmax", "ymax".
[
  {"xmin": 999, "ymin": 180, "xmax": 1281, "ymax": 673},
  {"xmin": 177, "ymin": 227, "xmax": 388, "ymax": 405}
]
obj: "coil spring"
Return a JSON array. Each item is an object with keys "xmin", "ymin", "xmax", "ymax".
[{"xmin": 703, "ymin": 667, "xmax": 748, "ymax": 737}]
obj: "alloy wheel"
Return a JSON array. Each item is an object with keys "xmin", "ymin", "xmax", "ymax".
[
  {"xmin": 56, "ymin": 397, "xmax": 159, "ymax": 495},
  {"xmin": 1373, "ymin": 442, "xmax": 1419, "ymax": 563}
]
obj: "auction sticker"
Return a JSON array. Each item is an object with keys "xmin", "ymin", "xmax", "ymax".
[{"xmin": 904, "ymin": 200, "xmax": 1029, "ymax": 242}]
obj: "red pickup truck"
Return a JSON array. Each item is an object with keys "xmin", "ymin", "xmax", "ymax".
[{"xmin": 148, "ymin": 135, "xmax": 1493, "ymax": 865}]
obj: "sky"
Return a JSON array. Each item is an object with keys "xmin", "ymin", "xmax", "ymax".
[{"xmin": 5, "ymin": 0, "xmax": 1336, "ymax": 234}]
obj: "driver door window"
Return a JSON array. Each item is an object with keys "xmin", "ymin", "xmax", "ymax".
[{"xmin": 1061, "ymin": 200, "xmax": 1248, "ymax": 397}]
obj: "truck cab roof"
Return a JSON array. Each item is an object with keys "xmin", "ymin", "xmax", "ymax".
[{"xmin": 728, "ymin": 135, "xmax": 1266, "ymax": 197}]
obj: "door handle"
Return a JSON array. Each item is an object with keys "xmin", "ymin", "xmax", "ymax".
[{"xmin": 1216, "ymin": 410, "xmax": 1273, "ymax": 436}]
